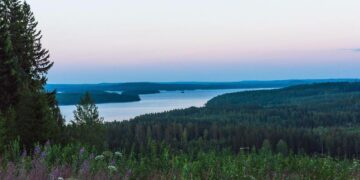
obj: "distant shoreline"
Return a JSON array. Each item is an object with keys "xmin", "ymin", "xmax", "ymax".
[{"xmin": 52, "ymin": 79, "xmax": 360, "ymax": 105}]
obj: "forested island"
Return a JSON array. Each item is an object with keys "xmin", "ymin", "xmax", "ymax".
[
  {"xmin": 2, "ymin": 0, "xmax": 360, "ymax": 179},
  {"xmin": 56, "ymin": 91, "xmax": 141, "ymax": 105},
  {"xmin": 52, "ymin": 79, "xmax": 360, "ymax": 105}
]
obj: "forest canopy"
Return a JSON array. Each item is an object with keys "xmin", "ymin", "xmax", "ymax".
[{"xmin": 104, "ymin": 82, "xmax": 360, "ymax": 158}]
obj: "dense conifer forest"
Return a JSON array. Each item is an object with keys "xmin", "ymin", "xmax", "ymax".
[
  {"xmin": 1, "ymin": 0, "xmax": 360, "ymax": 179},
  {"xmin": 105, "ymin": 82, "xmax": 360, "ymax": 158}
]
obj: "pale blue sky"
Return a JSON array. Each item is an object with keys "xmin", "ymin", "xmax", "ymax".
[{"xmin": 27, "ymin": 0, "xmax": 360, "ymax": 83}]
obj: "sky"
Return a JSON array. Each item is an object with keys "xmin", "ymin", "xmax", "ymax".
[{"xmin": 27, "ymin": 0, "xmax": 360, "ymax": 83}]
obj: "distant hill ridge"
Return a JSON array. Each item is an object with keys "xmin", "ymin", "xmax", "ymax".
[
  {"xmin": 206, "ymin": 82, "xmax": 360, "ymax": 108},
  {"xmin": 47, "ymin": 79, "xmax": 360, "ymax": 93}
]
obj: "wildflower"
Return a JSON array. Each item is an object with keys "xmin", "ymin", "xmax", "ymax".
[
  {"xmin": 95, "ymin": 155, "xmax": 105, "ymax": 161},
  {"xmin": 50, "ymin": 167, "xmax": 61, "ymax": 180},
  {"xmin": 80, "ymin": 160, "xmax": 90, "ymax": 176},
  {"xmin": 6, "ymin": 162, "xmax": 16, "ymax": 179},
  {"xmin": 115, "ymin": 152, "xmax": 122, "ymax": 157},
  {"xmin": 102, "ymin": 151, "xmax": 113, "ymax": 158},
  {"xmin": 21, "ymin": 149, "xmax": 27, "ymax": 158},
  {"xmin": 45, "ymin": 140, "xmax": 51, "ymax": 148},
  {"xmin": 89, "ymin": 153, "xmax": 95, "ymax": 159},
  {"xmin": 108, "ymin": 165, "xmax": 117, "ymax": 173},
  {"xmin": 34, "ymin": 145, "xmax": 41, "ymax": 155},
  {"xmin": 40, "ymin": 151, "xmax": 47, "ymax": 159},
  {"xmin": 79, "ymin": 147, "xmax": 85, "ymax": 156},
  {"xmin": 243, "ymin": 175, "xmax": 256, "ymax": 180},
  {"xmin": 125, "ymin": 169, "xmax": 132, "ymax": 178}
]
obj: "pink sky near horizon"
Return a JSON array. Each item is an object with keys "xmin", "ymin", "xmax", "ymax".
[{"xmin": 26, "ymin": 0, "xmax": 360, "ymax": 83}]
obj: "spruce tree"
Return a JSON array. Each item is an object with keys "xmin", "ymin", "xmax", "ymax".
[
  {"xmin": 0, "ymin": 0, "xmax": 20, "ymax": 147},
  {"xmin": 73, "ymin": 92, "xmax": 102, "ymax": 125},
  {"xmin": 276, "ymin": 139, "xmax": 288, "ymax": 155},
  {"xmin": 0, "ymin": 0, "xmax": 63, "ymax": 148},
  {"xmin": 0, "ymin": 0, "xmax": 20, "ymax": 111},
  {"xmin": 6, "ymin": 0, "xmax": 53, "ymax": 90},
  {"xmin": 71, "ymin": 92, "xmax": 105, "ymax": 149},
  {"xmin": 22, "ymin": 2, "xmax": 53, "ymax": 89}
]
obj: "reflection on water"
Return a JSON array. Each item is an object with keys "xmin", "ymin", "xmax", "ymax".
[{"xmin": 60, "ymin": 88, "xmax": 262, "ymax": 122}]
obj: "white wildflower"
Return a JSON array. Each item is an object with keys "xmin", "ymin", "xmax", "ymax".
[
  {"xmin": 95, "ymin": 155, "xmax": 105, "ymax": 160},
  {"xmin": 108, "ymin": 165, "xmax": 117, "ymax": 172},
  {"xmin": 115, "ymin": 151, "xmax": 122, "ymax": 157},
  {"xmin": 102, "ymin": 151, "xmax": 113, "ymax": 157}
]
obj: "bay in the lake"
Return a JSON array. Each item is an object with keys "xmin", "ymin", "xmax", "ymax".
[{"xmin": 60, "ymin": 88, "xmax": 265, "ymax": 122}]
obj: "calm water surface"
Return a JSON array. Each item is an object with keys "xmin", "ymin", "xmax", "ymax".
[{"xmin": 60, "ymin": 88, "xmax": 263, "ymax": 122}]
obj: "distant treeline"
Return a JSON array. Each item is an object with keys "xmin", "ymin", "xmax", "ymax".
[
  {"xmin": 53, "ymin": 79, "xmax": 360, "ymax": 105},
  {"xmin": 46, "ymin": 79, "xmax": 360, "ymax": 93},
  {"xmin": 103, "ymin": 82, "xmax": 360, "ymax": 158}
]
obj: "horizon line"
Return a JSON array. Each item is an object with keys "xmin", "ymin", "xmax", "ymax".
[{"xmin": 46, "ymin": 78, "xmax": 360, "ymax": 85}]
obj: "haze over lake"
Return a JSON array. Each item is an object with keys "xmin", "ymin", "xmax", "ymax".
[{"xmin": 60, "ymin": 88, "xmax": 262, "ymax": 122}]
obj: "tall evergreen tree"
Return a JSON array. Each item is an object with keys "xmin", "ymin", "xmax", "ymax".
[
  {"xmin": 6, "ymin": 0, "xmax": 53, "ymax": 90},
  {"xmin": 0, "ymin": 0, "xmax": 63, "ymax": 148},
  {"xmin": 0, "ymin": 0, "xmax": 20, "ymax": 111},
  {"xmin": 22, "ymin": 2, "xmax": 53, "ymax": 89},
  {"xmin": 70, "ymin": 92, "xmax": 105, "ymax": 149},
  {"xmin": 0, "ymin": 0, "xmax": 20, "ymax": 147}
]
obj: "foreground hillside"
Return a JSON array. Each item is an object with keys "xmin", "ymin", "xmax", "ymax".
[{"xmin": 1, "ymin": 143, "xmax": 359, "ymax": 179}]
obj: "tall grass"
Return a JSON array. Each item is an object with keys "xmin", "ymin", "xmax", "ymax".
[{"xmin": 0, "ymin": 141, "xmax": 359, "ymax": 179}]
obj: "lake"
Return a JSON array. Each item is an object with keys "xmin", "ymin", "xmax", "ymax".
[{"xmin": 60, "ymin": 88, "xmax": 264, "ymax": 122}]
